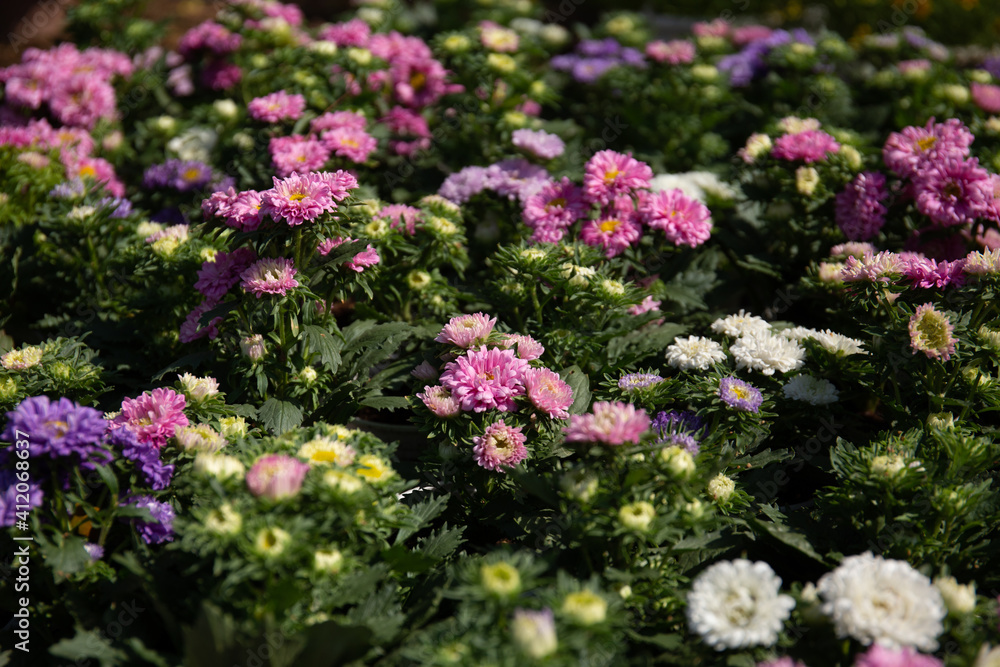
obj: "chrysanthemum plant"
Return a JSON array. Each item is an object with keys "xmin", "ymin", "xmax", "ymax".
[{"xmin": 0, "ymin": 337, "xmax": 107, "ymax": 413}]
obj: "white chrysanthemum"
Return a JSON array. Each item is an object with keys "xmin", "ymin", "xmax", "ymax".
[
  {"xmin": 816, "ymin": 552, "xmax": 945, "ymax": 651},
  {"xmin": 666, "ymin": 336, "xmax": 727, "ymax": 370},
  {"xmin": 729, "ymin": 333, "xmax": 805, "ymax": 376},
  {"xmin": 687, "ymin": 559, "xmax": 795, "ymax": 650},
  {"xmin": 711, "ymin": 310, "xmax": 771, "ymax": 338},
  {"xmin": 779, "ymin": 327, "xmax": 867, "ymax": 356},
  {"xmin": 783, "ymin": 375, "xmax": 839, "ymax": 405},
  {"xmin": 650, "ymin": 171, "xmax": 736, "ymax": 203}
]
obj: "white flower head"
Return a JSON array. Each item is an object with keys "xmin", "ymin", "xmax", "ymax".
[
  {"xmin": 782, "ymin": 375, "xmax": 839, "ymax": 405},
  {"xmin": 730, "ymin": 332, "xmax": 806, "ymax": 376},
  {"xmin": 816, "ymin": 552, "xmax": 945, "ymax": 651},
  {"xmin": 666, "ymin": 335, "xmax": 727, "ymax": 371},
  {"xmin": 687, "ymin": 559, "xmax": 795, "ymax": 650},
  {"xmin": 711, "ymin": 310, "xmax": 771, "ymax": 338}
]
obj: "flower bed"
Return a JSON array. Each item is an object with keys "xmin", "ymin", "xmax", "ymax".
[{"xmin": 2, "ymin": 1, "xmax": 1000, "ymax": 665}]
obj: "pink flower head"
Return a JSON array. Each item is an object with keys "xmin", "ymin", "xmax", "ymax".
[
  {"xmin": 693, "ymin": 18, "xmax": 729, "ymax": 38},
  {"xmin": 417, "ymin": 385, "xmax": 460, "ymax": 418},
  {"xmin": 521, "ymin": 367, "xmax": 573, "ymax": 419},
  {"xmin": 522, "ymin": 177, "xmax": 589, "ymax": 243},
  {"xmin": 240, "ymin": 257, "xmax": 299, "ymax": 298},
  {"xmin": 261, "ymin": 172, "xmax": 338, "ymax": 225},
  {"xmin": 440, "ymin": 347, "xmax": 528, "ymax": 413},
  {"xmin": 269, "ymin": 135, "xmax": 330, "ymax": 178},
  {"xmin": 639, "ymin": 189, "xmax": 713, "ymax": 247},
  {"xmin": 113, "ymin": 388, "xmax": 189, "ymax": 448},
  {"xmin": 227, "ymin": 190, "xmax": 266, "ymax": 231},
  {"xmin": 897, "ymin": 58, "xmax": 931, "ymax": 75},
  {"xmin": 645, "ymin": 40, "xmax": 695, "ymax": 65},
  {"xmin": 757, "ymin": 660, "xmax": 807, "ymax": 667},
  {"xmin": 836, "ymin": 171, "xmax": 889, "ymax": 241},
  {"xmin": 318, "ymin": 19, "xmax": 371, "ymax": 47},
  {"xmin": 900, "ymin": 254, "xmax": 966, "ymax": 288},
  {"xmin": 972, "ymin": 82, "xmax": 1000, "ymax": 114},
  {"xmin": 246, "ymin": 454, "xmax": 310, "ymax": 501},
  {"xmin": 311, "ymin": 110, "xmax": 367, "ymax": 133},
  {"xmin": 435, "ymin": 313, "xmax": 497, "ymax": 348},
  {"xmin": 177, "ymin": 21, "xmax": 242, "ymax": 58},
  {"xmin": 579, "ymin": 216, "xmax": 643, "ymax": 258},
  {"xmin": 628, "ymin": 295, "xmax": 662, "ymax": 315},
  {"xmin": 320, "ymin": 238, "xmax": 381, "ymax": 272},
  {"xmin": 854, "ymin": 644, "xmax": 943, "ymax": 667},
  {"xmin": 909, "ymin": 303, "xmax": 957, "ymax": 361},
  {"xmin": 731, "ymin": 25, "xmax": 773, "ymax": 45},
  {"xmin": 381, "ymin": 106, "xmax": 433, "ymax": 155},
  {"xmin": 194, "ymin": 247, "xmax": 257, "ymax": 300},
  {"xmin": 913, "ymin": 157, "xmax": 993, "ymax": 227},
  {"xmin": 511, "ymin": 129, "xmax": 565, "ymax": 160},
  {"xmin": 883, "ymin": 118, "xmax": 974, "ymax": 178},
  {"xmin": 583, "ymin": 150, "xmax": 653, "ymax": 205},
  {"xmin": 473, "ymin": 420, "xmax": 528, "ymax": 471},
  {"xmin": 377, "ymin": 204, "xmax": 423, "ymax": 235},
  {"xmin": 479, "ymin": 21, "xmax": 519, "ymax": 52},
  {"xmin": 315, "ymin": 170, "xmax": 359, "ymax": 201},
  {"xmin": 247, "ymin": 91, "xmax": 306, "ymax": 123},
  {"xmin": 179, "ymin": 298, "xmax": 222, "ymax": 343},
  {"xmin": 563, "ymin": 401, "xmax": 650, "ymax": 446},
  {"xmin": 498, "ymin": 334, "xmax": 544, "ymax": 361},
  {"xmin": 320, "ymin": 126, "xmax": 377, "ymax": 163},
  {"xmin": 771, "ymin": 130, "xmax": 840, "ymax": 163},
  {"xmin": 840, "ymin": 250, "xmax": 904, "ymax": 283}
]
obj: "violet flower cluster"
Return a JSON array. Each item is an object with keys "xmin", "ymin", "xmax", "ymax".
[{"xmin": 550, "ymin": 38, "xmax": 645, "ymax": 84}]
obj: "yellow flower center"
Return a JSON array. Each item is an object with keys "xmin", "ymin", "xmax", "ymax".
[
  {"xmin": 183, "ymin": 167, "xmax": 201, "ymax": 181},
  {"xmin": 917, "ymin": 136, "xmax": 937, "ymax": 152},
  {"xmin": 599, "ymin": 219, "xmax": 622, "ymax": 233},
  {"xmin": 410, "ymin": 72, "xmax": 427, "ymax": 91},
  {"xmin": 289, "ymin": 193, "xmax": 307, "ymax": 202},
  {"xmin": 603, "ymin": 168, "xmax": 620, "ymax": 184},
  {"xmin": 79, "ymin": 165, "xmax": 97, "ymax": 177},
  {"xmin": 546, "ymin": 197, "xmax": 566, "ymax": 210},
  {"xmin": 45, "ymin": 420, "xmax": 69, "ymax": 437}
]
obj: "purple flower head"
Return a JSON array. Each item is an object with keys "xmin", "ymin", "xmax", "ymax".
[
  {"xmin": 618, "ymin": 373, "xmax": 664, "ymax": 391},
  {"xmin": 122, "ymin": 495, "xmax": 175, "ymax": 544},
  {"xmin": 836, "ymin": 172, "xmax": 889, "ymax": 241},
  {"xmin": 438, "ymin": 166, "xmax": 492, "ymax": 204},
  {"xmin": 652, "ymin": 410, "xmax": 704, "ymax": 454},
  {"xmin": 0, "ymin": 469, "xmax": 44, "ymax": 528},
  {"xmin": 107, "ymin": 427, "xmax": 174, "ymax": 491},
  {"xmin": 1, "ymin": 396, "xmax": 109, "ymax": 466},
  {"xmin": 98, "ymin": 196, "xmax": 133, "ymax": 218},
  {"xmin": 84, "ymin": 543, "xmax": 104, "ymax": 561},
  {"xmin": 571, "ymin": 58, "xmax": 617, "ymax": 84},
  {"xmin": 511, "ymin": 129, "xmax": 565, "ymax": 161},
  {"xmin": 718, "ymin": 377, "xmax": 764, "ymax": 412},
  {"xmin": 579, "ymin": 38, "xmax": 623, "ymax": 58}
]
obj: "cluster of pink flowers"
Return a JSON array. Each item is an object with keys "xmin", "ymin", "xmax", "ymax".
[
  {"xmin": 835, "ymin": 172, "xmax": 889, "ymax": 241},
  {"xmin": 835, "ymin": 246, "xmax": 1000, "ymax": 286},
  {"xmin": 0, "ymin": 118, "xmax": 124, "ymax": 196},
  {"xmin": 110, "ymin": 388, "xmax": 189, "ymax": 448},
  {"xmin": 380, "ymin": 106, "xmax": 433, "ymax": 156},
  {"xmin": 377, "ymin": 204, "xmax": 423, "ymax": 235},
  {"xmin": 563, "ymin": 401, "xmax": 650, "ymax": 446},
  {"xmin": 0, "ymin": 43, "xmax": 132, "ymax": 129},
  {"xmin": 248, "ymin": 90, "xmax": 306, "ymax": 123},
  {"xmin": 267, "ymin": 110, "xmax": 377, "ymax": 176},
  {"xmin": 645, "ymin": 40, "xmax": 695, "ymax": 65},
  {"xmin": 317, "ymin": 237, "xmax": 381, "ymax": 272}
]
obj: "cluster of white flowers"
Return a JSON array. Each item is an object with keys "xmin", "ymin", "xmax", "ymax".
[
  {"xmin": 665, "ymin": 335, "xmax": 727, "ymax": 371},
  {"xmin": 782, "ymin": 375, "xmax": 839, "ymax": 405},
  {"xmin": 780, "ymin": 327, "xmax": 867, "ymax": 356},
  {"xmin": 729, "ymin": 332, "xmax": 806, "ymax": 376},
  {"xmin": 687, "ymin": 559, "xmax": 795, "ymax": 650}
]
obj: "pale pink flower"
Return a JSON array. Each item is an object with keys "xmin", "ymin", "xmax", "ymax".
[
  {"xmin": 440, "ymin": 347, "xmax": 528, "ymax": 413},
  {"xmin": 269, "ymin": 135, "xmax": 330, "ymax": 178},
  {"xmin": 246, "ymin": 454, "xmax": 310, "ymax": 501},
  {"xmin": 247, "ymin": 90, "xmax": 306, "ymax": 123},
  {"xmin": 435, "ymin": 313, "xmax": 497, "ymax": 348},
  {"xmin": 628, "ymin": 296, "xmax": 661, "ymax": 315},
  {"xmin": 522, "ymin": 367, "xmax": 573, "ymax": 419},
  {"xmin": 377, "ymin": 204, "xmax": 423, "ymax": 235},
  {"xmin": 645, "ymin": 40, "xmax": 695, "ymax": 65},
  {"xmin": 498, "ymin": 334, "xmax": 544, "ymax": 361},
  {"xmin": 315, "ymin": 169, "xmax": 359, "ymax": 201},
  {"xmin": 473, "ymin": 420, "xmax": 528, "ymax": 471},
  {"xmin": 240, "ymin": 257, "xmax": 300, "ymax": 298},
  {"xmin": 971, "ymin": 82, "xmax": 1000, "ymax": 114},
  {"xmin": 417, "ymin": 385, "xmax": 460, "ymax": 418},
  {"xmin": 563, "ymin": 401, "xmax": 650, "ymax": 446},
  {"xmin": 112, "ymin": 388, "xmax": 189, "ymax": 448},
  {"xmin": 771, "ymin": 130, "xmax": 840, "ymax": 163},
  {"xmin": 909, "ymin": 303, "xmax": 956, "ymax": 361},
  {"xmin": 320, "ymin": 126, "xmax": 377, "ymax": 163},
  {"xmin": 311, "ymin": 110, "xmax": 367, "ymax": 133}
]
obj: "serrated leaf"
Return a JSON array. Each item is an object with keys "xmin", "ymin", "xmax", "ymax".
[
  {"xmin": 49, "ymin": 626, "xmax": 128, "ymax": 667},
  {"xmin": 560, "ymin": 365, "xmax": 591, "ymax": 415},
  {"xmin": 258, "ymin": 398, "xmax": 303, "ymax": 435},
  {"xmin": 732, "ymin": 448, "xmax": 794, "ymax": 469},
  {"xmin": 418, "ymin": 525, "xmax": 465, "ymax": 560},
  {"xmin": 302, "ymin": 324, "xmax": 342, "ymax": 372},
  {"xmin": 39, "ymin": 534, "xmax": 91, "ymax": 580},
  {"xmin": 360, "ymin": 395, "xmax": 411, "ymax": 411},
  {"xmin": 394, "ymin": 494, "xmax": 449, "ymax": 545}
]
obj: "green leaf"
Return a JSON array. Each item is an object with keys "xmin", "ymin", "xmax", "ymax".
[
  {"xmin": 732, "ymin": 448, "xmax": 794, "ymax": 469},
  {"xmin": 302, "ymin": 324, "xmax": 342, "ymax": 372},
  {"xmin": 560, "ymin": 365, "xmax": 591, "ymax": 415},
  {"xmin": 745, "ymin": 515, "xmax": 829, "ymax": 565},
  {"xmin": 625, "ymin": 630, "xmax": 682, "ymax": 651},
  {"xmin": 91, "ymin": 462, "xmax": 119, "ymax": 497},
  {"xmin": 49, "ymin": 626, "xmax": 128, "ymax": 667},
  {"xmin": 418, "ymin": 524, "xmax": 465, "ymax": 560},
  {"xmin": 277, "ymin": 620, "xmax": 374, "ymax": 667},
  {"xmin": 359, "ymin": 395, "xmax": 411, "ymax": 411},
  {"xmin": 258, "ymin": 398, "xmax": 303, "ymax": 435},
  {"xmin": 39, "ymin": 534, "xmax": 91, "ymax": 580},
  {"xmin": 394, "ymin": 494, "xmax": 449, "ymax": 545},
  {"xmin": 181, "ymin": 603, "xmax": 243, "ymax": 667}
]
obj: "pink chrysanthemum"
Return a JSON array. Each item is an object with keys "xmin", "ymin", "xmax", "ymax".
[
  {"xmin": 311, "ymin": 110, "xmax": 367, "ymax": 133},
  {"xmin": 194, "ymin": 247, "xmax": 257, "ymax": 300},
  {"xmin": 260, "ymin": 172, "xmax": 338, "ymax": 226},
  {"xmin": 583, "ymin": 150, "xmax": 653, "ymax": 205},
  {"xmin": 315, "ymin": 170, "xmax": 359, "ymax": 201},
  {"xmin": 563, "ymin": 401, "xmax": 650, "ymax": 446},
  {"xmin": 317, "ymin": 19, "xmax": 371, "ymax": 47},
  {"xmin": 377, "ymin": 204, "xmax": 423, "ymax": 235},
  {"xmin": 439, "ymin": 347, "xmax": 528, "ymax": 413},
  {"xmin": 320, "ymin": 126, "xmax": 377, "ymax": 163},
  {"xmin": 317, "ymin": 237, "xmax": 379, "ymax": 271},
  {"xmin": 435, "ymin": 313, "xmax": 497, "ymax": 348},
  {"xmin": 900, "ymin": 255, "xmax": 966, "ymax": 289},
  {"xmin": 522, "ymin": 177, "xmax": 589, "ymax": 243},
  {"xmin": 882, "ymin": 118, "xmax": 974, "ymax": 178},
  {"xmin": 521, "ymin": 367, "xmax": 573, "ymax": 419},
  {"xmin": 112, "ymin": 388, "xmax": 189, "ymax": 448},
  {"xmin": 473, "ymin": 420, "xmax": 528, "ymax": 471},
  {"xmin": 179, "ymin": 298, "xmax": 222, "ymax": 343},
  {"xmin": 628, "ymin": 295, "xmax": 662, "ymax": 315},
  {"xmin": 240, "ymin": 257, "xmax": 299, "ymax": 298},
  {"xmin": 247, "ymin": 91, "xmax": 306, "ymax": 123},
  {"xmin": 498, "ymin": 334, "xmax": 545, "ymax": 361},
  {"xmin": 770, "ymin": 129, "xmax": 840, "ymax": 163},
  {"xmin": 579, "ymin": 216, "xmax": 643, "ymax": 258},
  {"xmin": 909, "ymin": 303, "xmax": 957, "ymax": 361},
  {"xmin": 645, "ymin": 40, "xmax": 695, "ymax": 64},
  {"xmin": 913, "ymin": 157, "xmax": 993, "ymax": 227},
  {"xmin": 269, "ymin": 135, "xmax": 330, "ymax": 178},
  {"xmin": 227, "ymin": 190, "xmax": 266, "ymax": 231},
  {"xmin": 854, "ymin": 644, "xmax": 943, "ymax": 667},
  {"xmin": 639, "ymin": 189, "xmax": 713, "ymax": 247},
  {"xmin": 835, "ymin": 171, "xmax": 889, "ymax": 241},
  {"xmin": 246, "ymin": 454, "xmax": 310, "ymax": 501},
  {"xmin": 417, "ymin": 385, "xmax": 460, "ymax": 418},
  {"xmin": 840, "ymin": 251, "xmax": 904, "ymax": 283},
  {"xmin": 971, "ymin": 82, "xmax": 1000, "ymax": 114}
]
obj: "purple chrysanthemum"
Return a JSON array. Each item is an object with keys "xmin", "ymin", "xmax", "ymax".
[
  {"xmin": 0, "ymin": 469, "xmax": 43, "ymax": 527},
  {"xmin": 913, "ymin": 157, "xmax": 993, "ymax": 228},
  {"xmin": 439, "ymin": 347, "xmax": 528, "ymax": 413},
  {"xmin": 1, "ymin": 396, "xmax": 108, "ymax": 464},
  {"xmin": 107, "ymin": 426, "xmax": 174, "ymax": 491},
  {"xmin": 473, "ymin": 419, "xmax": 528, "ymax": 471},
  {"xmin": 718, "ymin": 377, "xmax": 764, "ymax": 412},
  {"xmin": 511, "ymin": 129, "xmax": 565, "ymax": 160},
  {"xmin": 652, "ymin": 410, "xmax": 704, "ymax": 454},
  {"xmin": 836, "ymin": 172, "xmax": 889, "ymax": 241},
  {"xmin": 618, "ymin": 373, "xmax": 664, "ymax": 391},
  {"xmin": 123, "ymin": 495, "xmax": 175, "ymax": 544}
]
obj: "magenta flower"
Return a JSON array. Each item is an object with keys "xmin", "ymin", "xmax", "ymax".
[
  {"xmin": 311, "ymin": 110, "xmax": 367, "ymax": 133},
  {"xmin": 321, "ymin": 126, "xmax": 378, "ymax": 163},
  {"xmin": 718, "ymin": 377, "xmax": 764, "ymax": 412},
  {"xmin": 225, "ymin": 190, "xmax": 265, "ymax": 231},
  {"xmin": 835, "ymin": 171, "xmax": 889, "ymax": 241},
  {"xmin": 628, "ymin": 295, "xmax": 661, "ymax": 315},
  {"xmin": 269, "ymin": 135, "xmax": 330, "ymax": 178},
  {"xmin": 511, "ymin": 129, "xmax": 565, "ymax": 160},
  {"xmin": 318, "ymin": 237, "xmax": 381, "ymax": 272},
  {"xmin": 522, "ymin": 368, "xmax": 573, "ymax": 419},
  {"xmin": 177, "ymin": 20, "xmax": 242, "ymax": 57},
  {"xmin": 840, "ymin": 250, "xmax": 905, "ymax": 283},
  {"xmin": 579, "ymin": 216, "xmax": 643, "ymax": 258},
  {"xmin": 247, "ymin": 91, "xmax": 306, "ymax": 123},
  {"xmin": 583, "ymin": 150, "xmax": 653, "ymax": 205},
  {"xmin": 909, "ymin": 303, "xmax": 956, "ymax": 361},
  {"xmin": 645, "ymin": 40, "xmax": 695, "ymax": 64},
  {"xmin": 112, "ymin": 388, "xmax": 189, "ymax": 448},
  {"xmin": 440, "ymin": 347, "xmax": 528, "ymax": 413},
  {"xmin": 473, "ymin": 420, "xmax": 528, "ymax": 471},
  {"xmin": 913, "ymin": 157, "xmax": 993, "ymax": 227},
  {"xmin": 179, "ymin": 298, "xmax": 223, "ymax": 343},
  {"xmin": 639, "ymin": 189, "xmax": 713, "ymax": 247},
  {"xmin": 318, "ymin": 19, "xmax": 371, "ymax": 46},
  {"xmin": 900, "ymin": 255, "xmax": 966, "ymax": 289},
  {"xmin": 882, "ymin": 118, "xmax": 974, "ymax": 178},
  {"xmin": 498, "ymin": 334, "xmax": 545, "ymax": 361},
  {"xmin": 522, "ymin": 177, "xmax": 589, "ymax": 243},
  {"xmin": 435, "ymin": 313, "xmax": 497, "ymax": 348},
  {"xmin": 315, "ymin": 170, "xmax": 359, "ymax": 202},
  {"xmin": 770, "ymin": 130, "xmax": 840, "ymax": 163},
  {"xmin": 377, "ymin": 204, "xmax": 423, "ymax": 235},
  {"xmin": 261, "ymin": 172, "xmax": 339, "ymax": 226},
  {"xmin": 240, "ymin": 257, "xmax": 300, "ymax": 298},
  {"xmin": 194, "ymin": 247, "xmax": 257, "ymax": 300},
  {"xmin": 972, "ymin": 82, "xmax": 1000, "ymax": 114},
  {"xmin": 246, "ymin": 454, "xmax": 310, "ymax": 501},
  {"xmin": 854, "ymin": 645, "xmax": 943, "ymax": 667},
  {"xmin": 417, "ymin": 385, "xmax": 461, "ymax": 418},
  {"xmin": 563, "ymin": 401, "xmax": 650, "ymax": 446}
]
